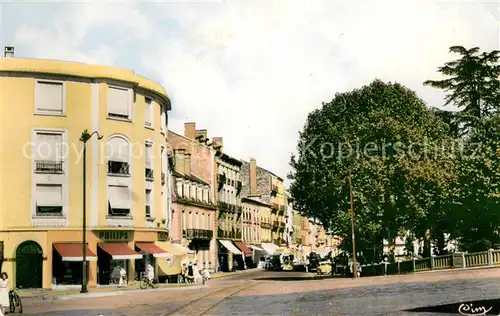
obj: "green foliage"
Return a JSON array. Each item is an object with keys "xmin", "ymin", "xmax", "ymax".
[
  {"xmin": 289, "ymin": 80, "xmax": 454, "ymax": 259},
  {"xmin": 424, "ymin": 46, "xmax": 500, "ymax": 133}
]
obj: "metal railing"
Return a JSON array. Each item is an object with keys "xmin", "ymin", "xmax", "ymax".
[
  {"xmin": 359, "ymin": 249, "xmax": 500, "ymax": 277},
  {"xmin": 35, "ymin": 160, "xmax": 63, "ymax": 173}
]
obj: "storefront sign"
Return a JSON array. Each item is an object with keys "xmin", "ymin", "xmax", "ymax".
[
  {"xmin": 98, "ymin": 231, "xmax": 129, "ymax": 241},
  {"xmin": 157, "ymin": 231, "xmax": 169, "ymax": 242}
]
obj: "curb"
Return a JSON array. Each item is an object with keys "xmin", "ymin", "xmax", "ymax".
[{"xmin": 22, "ymin": 284, "xmax": 202, "ymax": 303}]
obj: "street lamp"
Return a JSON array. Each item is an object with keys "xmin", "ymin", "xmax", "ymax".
[{"xmin": 79, "ymin": 129, "xmax": 103, "ymax": 293}]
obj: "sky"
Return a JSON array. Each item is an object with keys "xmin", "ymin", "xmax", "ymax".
[{"xmin": 1, "ymin": 0, "xmax": 499, "ymax": 186}]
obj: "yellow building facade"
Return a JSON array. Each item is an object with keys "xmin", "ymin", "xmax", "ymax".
[{"xmin": 0, "ymin": 57, "xmax": 179, "ymax": 289}]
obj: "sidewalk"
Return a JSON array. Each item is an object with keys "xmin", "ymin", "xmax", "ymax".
[{"xmin": 20, "ymin": 268, "xmax": 259, "ymax": 302}]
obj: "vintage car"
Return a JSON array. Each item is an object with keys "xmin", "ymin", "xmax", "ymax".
[{"xmin": 317, "ymin": 260, "xmax": 332, "ymax": 275}]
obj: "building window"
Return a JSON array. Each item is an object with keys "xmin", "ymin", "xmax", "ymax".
[
  {"xmin": 144, "ymin": 97, "xmax": 154, "ymax": 128},
  {"xmin": 145, "ymin": 142, "xmax": 154, "ymax": 180},
  {"xmin": 35, "ymin": 184, "xmax": 63, "ymax": 216},
  {"xmin": 34, "ymin": 132, "xmax": 64, "ymax": 173},
  {"xmin": 35, "ymin": 80, "xmax": 64, "ymax": 115},
  {"xmin": 107, "ymin": 137, "xmax": 130, "ymax": 176},
  {"xmin": 108, "ymin": 185, "xmax": 130, "ymax": 216},
  {"xmin": 160, "ymin": 105, "xmax": 166, "ymax": 132},
  {"xmin": 182, "ymin": 210, "xmax": 187, "ymax": 232},
  {"xmin": 145, "ymin": 189, "xmax": 152, "ymax": 218},
  {"xmin": 108, "ymin": 86, "xmax": 131, "ymax": 120}
]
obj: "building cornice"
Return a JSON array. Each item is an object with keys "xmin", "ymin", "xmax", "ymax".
[{"xmin": 0, "ymin": 57, "xmax": 171, "ymax": 109}]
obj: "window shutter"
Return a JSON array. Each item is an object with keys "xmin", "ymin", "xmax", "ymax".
[
  {"xmin": 108, "ymin": 86, "xmax": 130, "ymax": 116},
  {"xmin": 108, "ymin": 138, "xmax": 129, "ymax": 162},
  {"xmin": 145, "ymin": 189, "xmax": 151, "ymax": 206},
  {"xmin": 109, "ymin": 185, "xmax": 130, "ymax": 209},
  {"xmin": 36, "ymin": 81, "xmax": 63, "ymax": 113},
  {"xmin": 145, "ymin": 144, "xmax": 153, "ymax": 169},
  {"xmin": 36, "ymin": 184, "xmax": 62, "ymax": 206},
  {"xmin": 145, "ymin": 98, "xmax": 153, "ymax": 126},
  {"xmin": 36, "ymin": 133, "xmax": 62, "ymax": 161}
]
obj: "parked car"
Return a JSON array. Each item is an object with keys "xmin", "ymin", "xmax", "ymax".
[{"xmin": 317, "ymin": 260, "xmax": 332, "ymax": 275}]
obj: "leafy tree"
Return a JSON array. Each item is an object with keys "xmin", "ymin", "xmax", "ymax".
[
  {"xmin": 452, "ymin": 114, "xmax": 500, "ymax": 251},
  {"xmin": 424, "ymin": 46, "xmax": 500, "ymax": 133},
  {"xmin": 289, "ymin": 80, "xmax": 454, "ymax": 259}
]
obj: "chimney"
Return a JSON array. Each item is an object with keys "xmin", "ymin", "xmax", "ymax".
[
  {"xmin": 184, "ymin": 153, "xmax": 191, "ymax": 175},
  {"xmin": 173, "ymin": 149, "xmax": 185, "ymax": 174},
  {"xmin": 212, "ymin": 137, "xmax": 223, "ymax": 152},
  {"xmin": 195, "ymin": 129, "xmax": 208, "ymax": 143},
  {"xmin": 4, "ymin": 46, "xmax": 14, "ymax": 58},
  {"xmin": 184, "ymin": 122, "xmax": 196, "ymax": 139},
  {"xmin": 249, "ymin": 158, "xmax": 257, "ymax": 196}
]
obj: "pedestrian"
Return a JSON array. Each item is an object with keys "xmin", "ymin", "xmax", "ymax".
[
  {"xmin": 118, "ymin": 266, "xmax": 127, "ymax": 287},
  {"xmin": 0, "ymin": 272, "xmax": 9, "ymax": 314},
  {"xmin": 146, "ymin": 263, "xmax": 154, "ymax": 283},
  {"xmin": 187, "ymin": 262, "xmax": 194, "ymax": 283}
]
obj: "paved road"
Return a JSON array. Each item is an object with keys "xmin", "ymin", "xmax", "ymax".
[{"xmin": 18, "ymin": 268, "xmax": 500, "ymax": 315}]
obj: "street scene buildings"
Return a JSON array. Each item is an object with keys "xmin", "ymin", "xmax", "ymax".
[{"xmin": 0, "ymin": 55, "xmax": 336, "ymax": 290}]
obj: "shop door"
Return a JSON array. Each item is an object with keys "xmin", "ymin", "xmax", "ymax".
[{"xmin": 16, "ymin": 241, "xmax": 43, "ymax": 289}]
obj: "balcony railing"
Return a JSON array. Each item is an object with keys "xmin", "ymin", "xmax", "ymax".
[
  {"xmin": 274, "ymin": 238, "xmax": 285, "ymax": 245},
  {"xmin": 294, "ymin": 238, "xmax": 302, "ymax": 244},
  {"xmin": 108, "ymin": 207, "xmax": 130, "ymax": 217},
  {"xmin": 184, "ymin": 229, "xmax": 213, "ymax": 240},
  {"xmin": 260, "ymin": 222, "xmax": 272, "ymax": 229},
  {"xmin": 108, "ymin": 161, "xmax": 130, "ymax": 175},
  {"xmin": 145, "ymin": 168, "xmax": 154, "ymax": 180},
  {"xmin": 36, "ymin": 205, "xmax": 63, "ymax": 216},
  {"xmin": 35, "ymin": 160, "xmax": 64, "ymax": 173},
  {"xmin": 271, "ymin": 203, "xmax": 279, "ymax": 213}
]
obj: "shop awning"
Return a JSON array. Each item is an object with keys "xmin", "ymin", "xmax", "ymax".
[
  {"xmin": 234, "ymin": 241, "xmax": 253, "ymax": 256},
  {"xmin": 136, "ymin": 242, "xmax": 172, "ymax": 259},
  {"xmin": 53, "ymin": 243, "xmax": 97, "ymax": 262},
  {"xmin": 98, "ymin": 243, "xmax": 143, "ymax": 260},
  {"xmin": 248, "ymin": 245, "xmax": 263, "ymax": 251},
  {"xmin": 219, "ymin": 240, "xmax": 242, "ymax": 255},
  {"xmin": 260, "ymin": 243, "xmax": 279, "ymax": 255}
]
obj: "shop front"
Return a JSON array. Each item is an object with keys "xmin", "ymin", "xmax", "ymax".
[
  {"xmin": 97, "ymin": 243, "xmax": 142, "ymax": 285},
  {"xmin": 247, "ymin": 245, "xmax": 264, "ymax": 267},
  {"xmin": 233, "ymin": 241, "xmax": 253, "ymax": 268},
  {"xmin": 135, "ymin": 242, "xmax": 171, "ymax": 279},
  {"xmin": 218, "ymin": 240, "xmax": 243, "ymax": 271},
  {"xmin": 156, "ymin": 242, "xmax": 193, "ymax": 283},
  {"xmin": 52, "ymin": 243, "xmax": 97, "ymax": 286}
]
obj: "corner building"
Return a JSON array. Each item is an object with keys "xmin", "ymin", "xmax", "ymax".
[{"xmin": 0, "ymin": 57, "xmax": 176, "ymax": 289}]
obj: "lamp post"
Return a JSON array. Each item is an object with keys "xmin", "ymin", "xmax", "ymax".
[
  {"xmin": 347, "ymin": 171, "xmax": 358, "ymax": 278},
  {"xmin": 79, "ymin": 129, "xmax": 103, "ymax": 293}
]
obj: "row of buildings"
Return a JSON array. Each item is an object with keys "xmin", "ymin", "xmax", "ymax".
[{"xmin": 0, "ymin": 48, "xmax": 338, "ymax": 290}]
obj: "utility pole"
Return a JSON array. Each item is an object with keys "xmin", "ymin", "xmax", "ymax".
[{"xmin": 347, "ymin": 171, "xmax": 358, "ymax": 278}]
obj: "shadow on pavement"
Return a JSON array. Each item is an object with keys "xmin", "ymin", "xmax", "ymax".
[{"xmin": 404, "ymin": 298, "xmax": 500, "ymax": 314}]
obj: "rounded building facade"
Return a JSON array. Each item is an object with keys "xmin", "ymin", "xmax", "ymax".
[{"xmin": 0, "ymin": 57, "xmax": 180, "ymax": 289}]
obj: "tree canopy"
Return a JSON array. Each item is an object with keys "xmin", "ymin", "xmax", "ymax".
[{"xmin": 289, "ymin": 80, "xmax": 455, "ymax": 262}]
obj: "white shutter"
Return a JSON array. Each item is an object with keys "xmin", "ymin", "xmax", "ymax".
[
  {"xmin": 145, "ymin": 144, "xmax": 153, "ymax": 169},
  {"xmin": 108, "ymin": 86, "xmax": 130, "ymax": 117},
  {"xmin": 36, "ymin": 184, "xmax": 62, "ymax": 206},
  {"xmin": 207, "ymin": 214, "xmax": 211, "ymax": 230},
  {"xmin": 36, "ymin": 81, "xmax": 63, "ymax": 113},
  {"xmin": 182, "ymin": 211, "xmax": 187, "ymax": 230},
  {"xmin": 36, "ymin": 133, "xmax": 62, "ymax": 161},
  {"xmin": 107, "ymin": 137, "xmax": 129, "ymax": 162},
  {"xmin": 109, "ymin": 185, "xmax": 130, "ymax": 209},
  {"xmin": 145, "ymin": 189, "xmax": 151, "ymax": 206},
  {"xmin": 145, "ymin": 98, "xmax": 153, "ymax": 126},
  {"xmin": 160, "ymin": 105, "xmax": 166, "ymax": 131}
]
